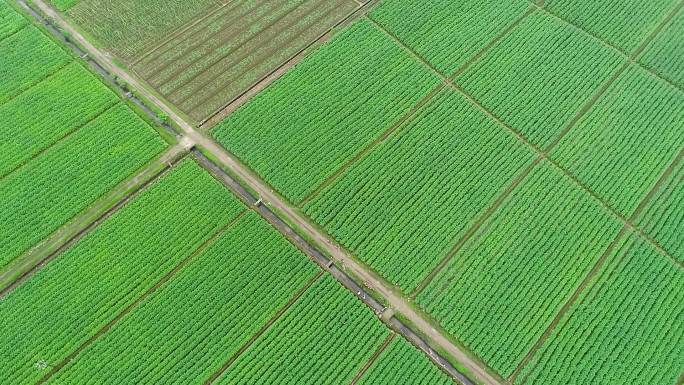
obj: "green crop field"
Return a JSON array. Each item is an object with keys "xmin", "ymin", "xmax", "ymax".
[
  {"xmin": 356, "ymin": 336, "xmax": 454, "ymax": 385},
  {"xmin": 214, "ymin": 20, "xmax": 439, "ymax": 203},
  {"xmin": 215, "ymin": 275, "xmax": 389, "ymax": 384},
  {"xmin": 3, "ymin": 0, "xmax": 683, "ymax": 384}
]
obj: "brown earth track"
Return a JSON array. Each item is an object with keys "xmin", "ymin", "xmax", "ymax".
[{"xmin": 34, "ymin": 209, "xmax": 249, "ymax": 385}]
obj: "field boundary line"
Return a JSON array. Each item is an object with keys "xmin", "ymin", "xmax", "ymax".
[
  {"xmin": 0, "ymin": 146, "xmax": 188, "ymax": 297},
  {"xmin": 199, "ymin": 0, "xmax": 377, "ymax": 128},
  {"xmin": 0, "ymin": 57, "xmax": 76, "ymax": 108},
  {"xmin": 34, "ymin": 209, "xmax": 248, "ymax": 384},
  {"xmin": 533, "ymin": 1, "xmax": 684, "ymax": 94},
  {"xmin": 130, "ymin": 0, "xmax": 236, "ymax": 67},
  {"xmin": 0, "ymin": 21, "xmax": 28, "ymax": 44},
  {"xmin": 510, "ymin": 145, "xmax": 684, "ymax": 383},
  {"xmin": 196, "ymin": 150, "xmax": 476, "ymax": 385},
  {"xmin": 183, "ymin": 0, "xmax": 349, "ymax": 115},
  {"xmin": 203, "ymin": 271, "xmax": 325, "ymax": 384},
  {"xmin": 349, "ymin": 333, "xmax": 396, "ymax": 385}
]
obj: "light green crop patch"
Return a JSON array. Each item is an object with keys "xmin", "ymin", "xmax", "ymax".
[{"xmin": 639, "ymin": 7, "xmax": 684, "ymax": 88}]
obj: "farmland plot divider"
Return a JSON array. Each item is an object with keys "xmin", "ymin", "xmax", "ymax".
[
  {"xmin": 34, "ymin": 208, "xmax": 249, "ymax": 385},
  {"xmin": 348, "ymin": 333, "xmax": 397, "ymax": 385},
  {"xmin": 510, "ymin": 145, "xmax": 684, "ymax": 383}
]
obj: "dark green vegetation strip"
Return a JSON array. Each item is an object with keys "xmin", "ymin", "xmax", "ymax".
[
  {"xmin": 640, "ymin": 6, "xmax": 684, "ymax": 88},
  {"xmin": 0, "ymin": 24, "xmax": 70, "ymax": 104},
  {"xmin": 417, "ymin": 162, "xmax": 623, "ymax": 377},
  {"xmin": 0, "ymin": 62, "xmax": 118, "ymax": 177},
  {"xmin": 46, "ymin": 211, "xmax": 320, "ymax": 384},
  {"xmin": 0, "ymin": 160, "xmax": 244, "ymax": 384},
  {"xmin": 455, "ymin": 11, "xmax": 626, "ymax": 149},
  {"xmin": 546, "ymin": 0, "xmax": 680, "ymax": 53},
  {"xmin": 214, "ymin": 19, "xmax": 440, "ymax": 203},
  {"xmin": 551, "ymin": 65, "xmax": 684, "ymax": 218},
  {"xmin": 0, "ymin": 103, "xmax": 166, "ymax": 269},
  {"xmin": 636, "ymin": 158, "xmax": 684, "ymax": 262},
  {"xmin": 65, "ymin": 0, "xmax": 222, "ymax": 62},
  {"xmin": 369, "ymin": 0, "xmax": 530, "ymax": 76},
  {"xmin": 0, "ymin": 0, "xmax": 27, "ymax": 40},
  {"xmin": 515, "ymin": 232, "xmax": 684, "ymax": 385},
  {"xmin": 214, "ymin": 275, "xmax": 390, "ymax": 384},
  {"xmin": 356, "ymin": 335, "xmax": 455, "ymax": 385},
  {"xmin": 304, "ymin": 89, "xmax": 534, "ymax": 292}
]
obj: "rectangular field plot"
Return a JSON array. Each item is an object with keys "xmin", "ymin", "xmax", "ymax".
[
  {"xmin": 356, "ymin": 336, "xmax": 453, "ymax": 385},
  {"xmin": 546, "ymin": 0, "xmax": 680, "ymax": 54},
  {"xmin": 214, "ymin": 275, "xmax": 389, "ymax": 384},
  {"xmin": 0, "ymin": 62, "xmax": 118, "ymax": 177},
  {"xmin": 304, "ymin": 89, "xmax": 534, "ymax": 292},
  {"xmin": 639, "ymin": 7, "xmax": 684, "ymax": 89},
  {"xmin": 64, "ymin": 0, "xmax": 222, "ymax": 62},
  {"xmin": 0, "ymin": 0, "xmax": 27, "ymax": 40},
  {"xmin": 370, "ymin": 0, "xmax": 530, "ymax": 76},
  {"xmin": 0, "ymin": 24, "xmax": 70, "ymax": 103},
  {"xmin": 134, "ymin": 0, "xmax": 359, "ymax": 123},
  {"xmin": 46, "ymin": 211, "xmax": 320, "ymax": 384},
  {"xmin": 0, "ymin": 103, "xmax": 166, "ymax": 269},
  {"xmin": 636, "ymin": 159, "xmax": 684, "ymax": 262},
  {"xmin": 416, "ymin": 162, "xmax": 622, "ymax": 377},
  {"xmin": 0, "ymin": 160, "xmax": 244, "ymax": 384},
  {"xmin": 551, "ymin": 65, "xmax": 684, "ymax": 218},
  {"xmin": 516, "ymin": 232, "xmax": 684, "ymax": 385},
  {"xmin": 214, "ymin": 20, "xmax": 439, "ymax": 203},
  {"xmin": 455, "ymin": 12, "xmax": 625, "ymax": 149}
]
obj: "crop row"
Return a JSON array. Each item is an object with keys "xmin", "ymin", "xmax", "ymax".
[
  {"xmin": 369, "ymin": 0, "xmax": 530, "ymax": 76},
  {"xmin": 357, "ymin": 336, "xmax": 454, "ymax": 385},
  {"xmin": 1, "ymin": 62, "xmax": 118, "ymax": 177},
  {"xmin": 455, "ymin": 12, "xmax": 625, "ymax": 149},
  {"xmin": 0, "ymin": 103, "xmax": 166, "ymax": 269},
  {"xmin": 0, "ymin": 160, "xmax": 245, "ymax": 384},
  {"xmin": 215, "ymin": 274, "xmax": 389, "ymax": 384},
  {"xmin": 304, "ymin": 89, "xmax": 534, "ymax": 292},
  {"xmin": 516, "ymin": 232, "xmax": 684, "ymax": 385},
  {"xmin": 0, "ymin": 24, "xmax": 70, "ymax": 104},
  {"xmin": 639, "ymin": 6, "xmax": 684, "ymax": 89},
  {"xmin": 47, "ymin": 211, "xmax": 320, "ymax": 384},
  {"xmin": 545, "ymin": 0, "xmax": 680, "ymax": 53},
  {"xmin": 417, "ymin": 162, "xmax": 623, "ymax": 377},
  {"xmin": 214, "ymin": 20, "xmax": 439, "ymax": 203},
  {"xmin": 550, "ymin": 65, "xmax": 684, "ymax": 218},
  {"xmin": 0, "ymin": 0, "xmax": 26, "ymax": 40}
]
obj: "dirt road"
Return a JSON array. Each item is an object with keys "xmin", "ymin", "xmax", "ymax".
[{"xmin": 28, "ymin": 1, "xmax": 502, "ymax": 384}]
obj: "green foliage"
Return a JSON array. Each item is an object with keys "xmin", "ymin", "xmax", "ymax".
[
  {"xmin": 516, "ymin": 232, "xmax": 684, "ymax": 385},
  {"xmin": 0, "ymin": 160, "xmax": 244, "ymax": 384},
  {"xmin": 551, "ymin": 65, "xmax": 684, "ymax": 217},
  {"xmin": 214, "ymin": 20, "xmax": 440, "ymax": 203},
  {"xmin": 0, "ymin": 62, "xmax": 118, "ymax": 176},
  {"xmin": 455, "ymin": 12, "xmax": 625, "ymax": 149},
  {"xmin": 0, "ymin": 0, "xmax": 27, "ymax": 40},
  {"xmin": 370, "ymin": 0, "xmax": 529, "ymax": 75},
  {"xmin": 546, "ymin": 0, "xmax": 680, "ymax": 53},
  {"xmin": 639, "ymin": 8, "xmax": 684, "ymax": 88},
  {"xmin": 0, "ymin": 103, "xmax": 166, "ymax": 268},
  {"xmin": 216, "ymin": 275, "xmax": 390, "ymax": 384},
  {"xmin": 636, "ymin": 160, "xmax": 684, "ymax": 262},
  {"xmin": 67, "ymin": 0, "xmax": 221, "ymax": 61},
  {"xmin": 418, "ymin": 162, "xmax": 622, "ymax": 377},
  {"xmin": 47, "ymin": 211, "xmax": 319, "ymax": 384},
  {"xmin": 49, "ymin": 0, "xmax": 80, "ymax": 11},
  {"xmin": 305, "ymin": 89, "xmax": 534, "ymax": 292},
  {"xmin": 357, "ymin": 336, "xmax": 454, "ymax": 385},
  {"xmin": 0, "ymin": 25, "xmax": 71, "ymax": 104}
]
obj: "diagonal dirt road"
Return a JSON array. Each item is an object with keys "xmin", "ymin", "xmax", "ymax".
[{"xmin": 27, "ymin": 1, "xmax": 502, "ymax": 384}]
